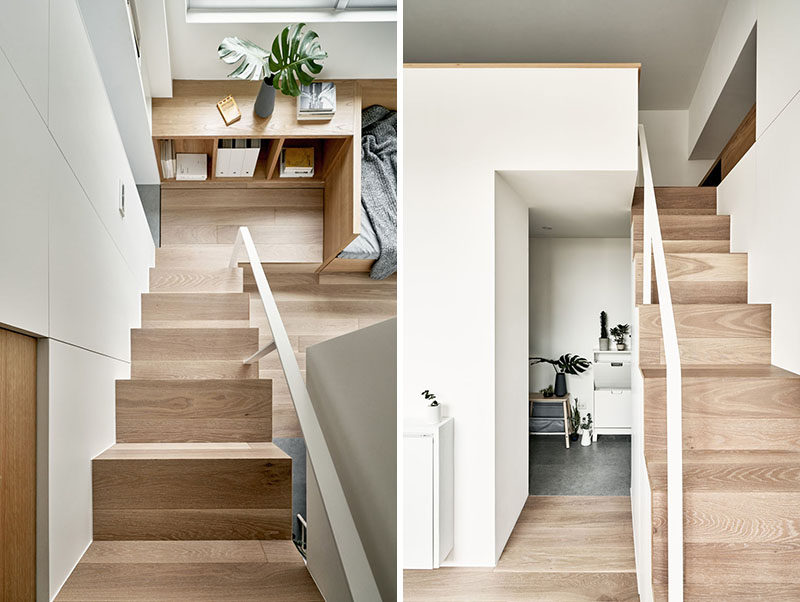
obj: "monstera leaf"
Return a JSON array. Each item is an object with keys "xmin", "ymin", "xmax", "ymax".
[
  {"xmin": 218, "ymin": 37, "xmax": 270, "ymax": 81},
  {"xmin": 268, "ymin": 23, "xmax": 327, "ymax": 97},
  {"xmin": 556, "ymin": 354, "xmax": 591, "ymax": 375}
]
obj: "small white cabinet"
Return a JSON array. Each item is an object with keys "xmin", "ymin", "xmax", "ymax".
[
  {"xmin": 592, "ymin": 350, "xmax": 631, "ymax": 440},
  {"xmin": 403, "ymin": 417, "xmax": 454, "ymax": 569}
]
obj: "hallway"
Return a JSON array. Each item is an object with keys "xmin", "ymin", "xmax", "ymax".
[{"xmin": 404, "ymin": 496, "xmax": 638, "ymax": 601}]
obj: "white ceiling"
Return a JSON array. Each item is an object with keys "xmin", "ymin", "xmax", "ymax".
[
  {"xmin": 404, "ymin": 0, "xmax": 729, "ymax": 109},
  {"xmin": 498, "ymin": 171, "xmax": 636, "ymax": 238}
]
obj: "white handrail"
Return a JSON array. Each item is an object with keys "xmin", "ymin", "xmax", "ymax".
[
  {"xmin": 230, "ymin": 227, "xmax": 381, "ymax": 601},
  {"xmin": 638, "ymin": 124, "xmax": 683, "ymax": 601}
]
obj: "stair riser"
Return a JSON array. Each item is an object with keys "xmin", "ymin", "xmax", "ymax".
[
  {"xmin": 643, "ymin": 377, "xmax": 800, "ymax": 461},
  {"xmin": 635, "ymin": 254, "xmax": 748, "ymax": 304},
  {"xmin": 93, "ymin": 458, "xmax": 291, "ymax": 540},
  {"xmin": 141, "ymin": 293, "xmax": 250, "ymax": 328},
  {"xmin": 149, "ymin": 268, "xmax": 243, "ymax": 293},
  {"xmin": 639, "ymin": 337, "xmax": 771, "ymax": 365},
  {"xmin": 632, "ymin": 215, "xmax": 730, "ymax": 242},
  {"xmin": 632, "ymin": 187, "xmax": 717, "ymax": 215},
  {"xmin": 131, "ymin": 328, "xmax": 258, "ymax": 361},
  {"xmin": 639, "ymin": 304, "xmax": 771, "ymax": 339},
  {"xmin": 131, "ymin": 361, "xmax": 258, "ymax": 380},
  {"xmin": 116, "ymin": 380, "xmax": 272, "ymax": 443}
]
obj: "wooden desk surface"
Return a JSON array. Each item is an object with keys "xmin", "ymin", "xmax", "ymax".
[
  {"xmin": 152, "ymin": 80, "xmax": 357, "ymax": 139},
  {"xmin": 529, "ymin": 393, "xmax": 570, "ymax": 402}
]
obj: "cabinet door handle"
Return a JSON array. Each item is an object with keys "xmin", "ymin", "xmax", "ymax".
[{"xmin": 611, "ymin": 362, "xmax": 623, "ymax": 367}]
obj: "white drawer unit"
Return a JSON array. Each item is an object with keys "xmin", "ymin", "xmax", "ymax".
[
  {"xmin": 403, "ymin": 417, "xmax": 454, "ymax": 569},
  {"xmin": 592, "ymin": 350, "xmax": 632, "ymax": 440}
]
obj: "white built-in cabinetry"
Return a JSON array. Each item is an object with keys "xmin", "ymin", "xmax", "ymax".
[
  {"xmin": 592, "ymin": 350, "xmax": 632, "ymax": 440},
  {"xmin": 403, "ymin": 417, "xmax": 454, "ymax": 569}
]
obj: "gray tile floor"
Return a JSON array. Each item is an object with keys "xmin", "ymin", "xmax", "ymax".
[{"xmin": 529, "ymin": 434, "xmax": 631, "ymax": 496}]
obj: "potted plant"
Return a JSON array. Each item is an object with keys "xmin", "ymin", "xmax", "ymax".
[
  {"xmin": 569, "ymin": 401, "xmax": 580, "ymax": 442},
  {"xmin": 421, "ymin": 390, "xmax": 441, "ymax": 423},
  {"xmin": 580, "ymin": 413, "xmax": 593, "ymax": 446},
  {"xmin": 530, "ymin": 353, "xmax": 591, "ymax": 397},
  {"xmin": 539, "ymin": 385, "xmax": 554, "ymax": 398},
  {"xmin": 599, "ymin": 311, "xmax": 610, "ymax": 351},
  {"xmin": 218, "ymin": 23, "xmax": 328, "ymax": 118},
  {"xmin": 610, "ymin": 323, "xmax": 630, "ymax": 351}
]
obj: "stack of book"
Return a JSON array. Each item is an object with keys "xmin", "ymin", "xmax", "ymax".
[
  {"xmin": 297, "ymin": 82, "xmax": 336, "ymax": 121},
  {"xmin": 216, "ymin": 139, "xmax": 261, "ymax": 178},
  {"xmin": 279, "ymin": 147, "xmax": 314, "ymax": 178},
  {"xmin": 159, "ymin": 140, "xmax": 176, "ymax": 179}
]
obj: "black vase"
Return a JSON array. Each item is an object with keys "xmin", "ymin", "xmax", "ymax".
[
  {"xmin": 254, "ymin": 76, "xmax": 276, "ymax": 118},
  {"xmin": 554, "ymin": 373, "xmax": 567, "ymax": 397}
]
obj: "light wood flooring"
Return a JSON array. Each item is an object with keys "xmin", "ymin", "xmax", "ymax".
[
  {"xmin": 404, "ymin": 496, "xmax": 639, "ymax": 601},
  {"xmin": 160, "ymin": 187, "xmax": 396, "ymax": 437},
  {"xmin": 56, "ymin": 540, "xmax": 322, "ymax": 601}
]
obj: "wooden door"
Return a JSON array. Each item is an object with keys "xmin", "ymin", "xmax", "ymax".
[{"xmin": 0, "ymin": 328, "xmax": 37, "ymax": 601}]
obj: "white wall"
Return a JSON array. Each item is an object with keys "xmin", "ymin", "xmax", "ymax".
[
  {"xmin": 493, "ymin": 176, "xmax": 529, "ymax": 562},
  {"xmin": 715, "ymin": 1, "xmax": 800, "ymax": 377},
  {"xmin": 756, "ymin": 0, "xmax": 800, "ymax": 136},
  {"xmin": 306, "ymin": 319, "xmax": 397, "ymax": 602},
  {"xmin": 404, "ymin": 66, "xmax": 638, "ymax": 566},
  {"xmin": 77, "ymin": 0, "xmax": 161, "ymax": 184},
  {"xmin": 0, "ymin": 0, "xmax": 155, "ymax": 598},
  {"xmin": 162, "ymin": 0, "xmax": 396, "ymax": 86},
  {"xmin": 688, "ymin": 0, "xmax": 757, "ymax": 154},
  {"xmin": 638, "ymin": 111, "xmax": 714, "ymax": 186},
  {"xmin": 529, "ymin": 238, "xmax": 631, "ymax": 415}
]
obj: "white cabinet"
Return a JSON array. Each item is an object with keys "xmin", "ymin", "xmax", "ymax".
[
  {"xmin": 592, "ymin": 350, "xmax": 631, "ymax": 439},
  {"xmin": 403, "ymin": 417, "xmax": 454, "ymax": 569}
]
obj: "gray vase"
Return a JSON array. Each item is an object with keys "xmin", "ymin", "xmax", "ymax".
[{"xmin": 254, "ymin": 77, "xmax": 276, "ymax": 118}]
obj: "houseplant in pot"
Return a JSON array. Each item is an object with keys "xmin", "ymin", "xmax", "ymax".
[
  {"xmin": 598, "ymin": 311, "xmax": 610, "ymax": 351},
  {"xmin": 421, "ymin": 390, "xmax": 441, "ymax": 423},
  {"xmin": 610, "ymin": 323, "xmax": 630, "ymax": 351},
  {"xmin": 580, "ymin": 413, "xmax": 593, "ymax": 446},
  {"xmin": 530, "ymin": 353, "xmax": 591, "ymax": 397},
  {"xmin": 569, "ymin": 401, "xmax": 581, "ymax": 442},
  {"xmin": 218, "ymin": 23, "xmax": 328, "ymax": 118}
]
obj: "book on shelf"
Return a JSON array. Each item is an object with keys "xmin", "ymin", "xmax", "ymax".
[
  {"xmin": 215, "ymin": 139, "xmax": 261, "ymax": 178},
  {"xmin": 159, "ymin": 139, "xmax": 176, "ymax": 179},
  {"xmin": 176, "ymin": 153, "xmax": 207, "ymax": 181},
  {"xmin": 297, "ymin": 82, "xmax": 336, "ymax": 121},
  {"xmin": 279, "ymin": 147, "xmax": 314, "ymax": 178}
]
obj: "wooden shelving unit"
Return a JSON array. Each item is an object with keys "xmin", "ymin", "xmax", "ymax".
[{"xmin": 151, "ymin": 79, "xmax": 395, "ymax": 272}]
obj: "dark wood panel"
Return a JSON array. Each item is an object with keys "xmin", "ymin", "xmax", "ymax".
[
  {"xmin": 0, "ymin": 328, "xmax": 37, "ymax": 601},
  {"xmin": 721, "ymin": 104, "xmax": 756, "ymax": 180}
]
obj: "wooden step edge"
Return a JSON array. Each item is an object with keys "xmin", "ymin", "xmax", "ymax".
[
  {"xmin": 640, "ymin": 364, "xmax": 800, "ymax": 379},
  {"xmin": 94, "ymin": 442, "xmax": 289, "ymax": 461}
]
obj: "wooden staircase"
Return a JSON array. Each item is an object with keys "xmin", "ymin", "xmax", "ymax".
[
  {"xmin": 634, "ymin": 187, "xmax": 800, "ymax": 600},
  {"xmin": 57, "ymin": 260, "xmax": 321, "ymax": 600}
]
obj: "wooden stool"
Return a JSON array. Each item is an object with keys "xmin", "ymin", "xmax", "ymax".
[{"xmin": 529, "ymin": 393, "xmax": 571, "ymax": 449}]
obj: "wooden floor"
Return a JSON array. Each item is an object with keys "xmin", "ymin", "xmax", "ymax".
[
  {"xmin": 56, "ymin": 540, "xmax": 322, "ymax": 601},
  {"xmin": 404, "ymin": 496, "xmax": 639, "ymax": 601}
]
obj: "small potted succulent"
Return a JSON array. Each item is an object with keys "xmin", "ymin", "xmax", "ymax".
[
  {"xmin": 421, "ymin": 390, "xmax": 441, "ymax": 423},
  {"xmin": 599, "ymin": 311, "xmax": 610, "ymax": 351},
  {"xmin": 580, "ymin": 413, "xmax": 593, "ymax": 446},
  {"xmin": 530, "ymin": 353, "xmax": 591, "ymax": 397},
  {"xmin": 218, "ymin": 23, "xmax": 327, "ymax": 118},
  {"xmin": 539, "ymin": 385, "xmax": 555, "ymax": 398},
  {"xmin": 610, "ymin": 323, "xmax": 630, "ymax": 351}
]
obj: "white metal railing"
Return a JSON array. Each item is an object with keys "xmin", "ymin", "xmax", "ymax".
[
  {"xmin": 638, "ymin": 125, "xmax": 683, "ymax": 601},
  {"xmin": 230, "ymin": 226, "xmax": 381, "ymax": 601}
]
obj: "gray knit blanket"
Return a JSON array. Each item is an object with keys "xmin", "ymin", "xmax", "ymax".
[{"xmin": 361, "ymin": 105, "xmax": 397, "ymax": 279}]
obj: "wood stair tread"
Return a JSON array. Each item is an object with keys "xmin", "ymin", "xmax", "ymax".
[
  {"xmin": 641, "ymin": 364, "xmax": 800, "ymax": 379},
  {"xmin": 95, "ymin": 442, "xmax": 289, "ymax": 461},
  {"xmin": 149, "ymin": 267, "xmax": 244, "ymax": 293}
]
